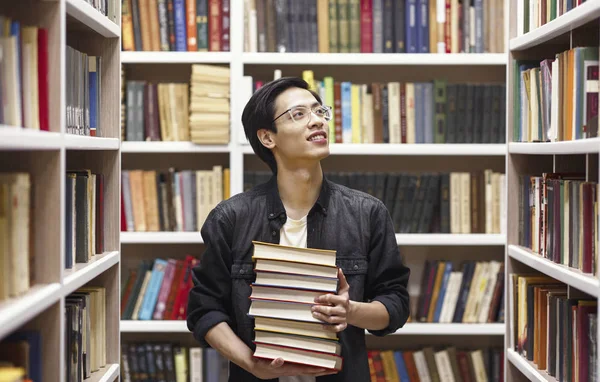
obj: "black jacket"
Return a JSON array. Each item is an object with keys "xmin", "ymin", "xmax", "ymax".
[{"xmin": 187, "ymin": 174, "xmax": 411, "ymax": 381}]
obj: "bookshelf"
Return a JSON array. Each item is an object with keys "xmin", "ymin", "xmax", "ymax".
[
  {"xmin": 119, "ymin": 0, "xmax": 509, "ymax": 380},
  {"xmin": 505, "ymin": 0, "xmax": 600, "ymax": 380},
  {"xmin": 0, "ymin": 0, "xmax": 122, "ymax": 381}
]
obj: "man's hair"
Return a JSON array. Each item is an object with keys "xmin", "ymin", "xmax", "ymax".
[{"xmin": 241, "ymin": 76, "xmax": 322, "ymax": 174}]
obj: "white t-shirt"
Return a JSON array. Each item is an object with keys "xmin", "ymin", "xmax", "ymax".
[{"xmin": 278, "ymin": 214, "xmax": 315, "ymax": 382}]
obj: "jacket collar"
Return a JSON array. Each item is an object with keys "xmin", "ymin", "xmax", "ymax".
[{"xmin": 265, "ymin": 172, "xmax": 331, "ymax": 220}]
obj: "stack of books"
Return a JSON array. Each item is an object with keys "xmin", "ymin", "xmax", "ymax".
[
  {"xmin": 188, "ymin": 64, "xmax": 230, "ymax": 144},
  {"xmin": 248, "ymin": 241, "xmax": 344, "ymax": 372}
]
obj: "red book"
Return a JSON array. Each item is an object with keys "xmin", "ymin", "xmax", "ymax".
[
  {"xmin": 37, "ymin": 28, "xmax": 49, "ymax": 131},
  {"xmin": 334, "ymin": 82, "xmax": 342, "ymax": 143},
  {"xmin": 209, "ymin": 0, "xmax": 222, "ymax": 51},
  {"xmin": 164, "ymin": 259, "xmax": 185, "ymax": 318},
  {"xmin": 153, "ymin": 259, "xmax": 177, "ymax": 319},
  {"xmin": 170, "ymin": 255, "xmax": 196, "ymax": 319},
  {"xmin": 120, "ymin": 187, "xmax": 126, "ymax": 231},
  {"xmin": 360, "ymin": 0, "xmax": 373, "ymax": 53}
]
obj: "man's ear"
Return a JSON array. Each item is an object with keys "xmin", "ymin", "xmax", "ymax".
[{"xmin": 257, "ymin": 128, "xmax": 276, "ymax": 149}]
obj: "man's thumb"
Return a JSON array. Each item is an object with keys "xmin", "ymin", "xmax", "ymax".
[{"xmin": 270, "ymin": 358, "xmax": 284, "ymax": 368}]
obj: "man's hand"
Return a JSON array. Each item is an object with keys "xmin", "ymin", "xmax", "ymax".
[
  {"xmin": 311, "ymin": 268, "xmax": 351, "ymax": 332},
  {"xmin": 249, "ymin": 357, "xmax": 337, "ymax": 379}
]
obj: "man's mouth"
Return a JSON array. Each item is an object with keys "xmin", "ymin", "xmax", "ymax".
[{"xmin": 308, "ymin": 132, "xmax": 327, "ymax": 141}]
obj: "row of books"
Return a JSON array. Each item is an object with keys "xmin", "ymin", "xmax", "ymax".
[
  {"xmin": 84, "ymin": 0, "xmax": 119, "ymax": 25},
  {"xmin": 0, "ymin": 331, "xmax": 41, "ymax": 382},
  {"xmin": 124, "ymin": 81, "xmax": 191, "ymax": 142},
  {"xmin": 66, "ymin": 46, "xmax": 103, "ymax": 137},
  {"xmin": 121, "ymin": 256, "xmax": 198, "ymax": 321},
  {"xmin": 0, "ymin": 17, "xmax": 49, "ymax": 131},
  {"xmin": 517, "ymin": 0, "xmax": 585, "ymax": 37},
  {"xmin": 0, "ymin": 173, "xmax": 31, "ymax": 301},
  {"xmin": 517, "ymin": 173, "xmax": 599, "ymax": 276},
  {"xmin": 122, "ymin": 64, "xmax": 231, "ymax": 144},
  {"xmin": 243, "ymin": 74, "xmax": 507, "ymax": 144},
  {"xmin": 509, "ymin": 273, "xmax": 598, "ymax": 381},
  {"xmin": 514, "ymin": 46, "xmax": 599, "ymax": 143},
  {"xmin": 248, "ymin": 241, "xmax": 343, "ymax": 371},
  {"xmin": 66, "ymin": 170, "xmax": 105, "ymax": 270},
  {"xmin": 65, "ymin": 286, "xmax": 107, "ymax": 382},
  {"xmin": 120, "ymin": 167, "xmax": 230, "ymax": 233},
  {"xmin": 120, "ymin": 342, "xmax": 228, "ymax": 382},
  {"xmin": 415, "ymin": 260, "xmax": 504, "ymax": 324},
  {"xmin": 244, "ymin": 169, "xmax": 506, "ymax": 234},
  {"xmin": 189, "ymin": 64, "xmax": 230, "ymax": 144},
  {"xmin": 244, "ymin": 0, "xmax": 505, "ymax": 54},
  {"xmin": 121, "ymin": 0, "xmax": 230, "ymax": 52},
  {"xmin": 367, "ymin": 347, "xmax": 503, "ymax": 382}
]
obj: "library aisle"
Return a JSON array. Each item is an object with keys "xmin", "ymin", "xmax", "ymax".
[{"xmin": 1, "ymin": 0, "xmax": 598, "ymax": 381}]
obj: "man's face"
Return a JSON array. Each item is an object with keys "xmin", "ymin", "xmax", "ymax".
[{"xmin": 262, "ymin": 87, "xmax": 330, "ymax": 164}]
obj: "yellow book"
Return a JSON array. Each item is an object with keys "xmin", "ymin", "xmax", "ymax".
[
  {"xmin": 351, "ymin": 84, "xmax": 361, "ymax": 143},
  {"xmin": 0, "ymin": 367, "xmax": 25, "ymax": 382},
  {"xmin": 302, "ymin": 70, "xmax": 315, "ymax": 92},
  {"xmin": 223, "ymin": 168, "xmax": 230, "ymax": 200},
  {"xmin": 324, "ymin": 77, "xmax": 335, "ymax": 143},
  {"xmin": 380, "ymin": 350, "xmax": 400, "ymax": 382},
  {"xmin": 174, "ymin": 347, "xmax": 188, "ymax": 382}
]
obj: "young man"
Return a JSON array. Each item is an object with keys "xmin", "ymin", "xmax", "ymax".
[{"xmin": 187, "ymin": 77, "xmax": 410, "ymax": 381}]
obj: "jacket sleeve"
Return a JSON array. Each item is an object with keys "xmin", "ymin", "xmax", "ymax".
[
  {"xmin": 365, "ymin": 200, "xmax": 411, "ymax": 336},
  {"xmin": 186, "ymin": 204, "xmax": 234, "ymax": 347}
]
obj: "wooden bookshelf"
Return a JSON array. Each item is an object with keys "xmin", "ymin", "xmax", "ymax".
[
  {"xmin": 119, "ymin": 0, "xmax": 509, "ymax": 380},
  {"xmin": 0, "ymin": 0, "xmax": 121, "ymax": 381},
  {"xmin": 505, "ymin": 0, "xmax": 600, "ymax": 379}
]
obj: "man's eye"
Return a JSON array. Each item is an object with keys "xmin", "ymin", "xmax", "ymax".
[
  {"xmin": 293, "ymin": 111, "xmax": 305, "ymax": 118},
  {"xmin": 315, "ymin": 109, "xmax": 325, "ymax": 116}
]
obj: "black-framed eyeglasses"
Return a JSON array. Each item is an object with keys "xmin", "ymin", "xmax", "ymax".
[{"xmin": 272, "ymin": 105, "xmax": 333, "ymax": 125}]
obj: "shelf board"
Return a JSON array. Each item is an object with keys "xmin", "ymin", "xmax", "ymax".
[
  {"xmin": 120, "ymin": 320, "xmax": 504, "ymax": 335},
  {"xmin": 121, "ymin": 141, "xmax": 231, "ymax": 153},
  {"xmin": 63, "ymin": 251, "xmax": 120, "ymax": 296},
  {"xmin": 0, "ymin": 127, "xmax": 63, "ymax": 150},
  {"xmin": 506, "ymin": 349, "xmax": 557, "ymax": 382},
  {"xmin": 395, "ymin": 234, "xmax": 506, "ymax": 246},
  {"xmin": 65, "ymin": 0, "xmax": 120, "ymax": 38},
  {"xmin": 509, "ymin": 138, "xmax": 600, "ymax": 154},
  {"xmin": 508, "ymin": 245, "xmax": 599, "ymax": 297},
  {"xmin": 242, "ymin": 53, "xmax": 507, "ymax": 66},
  {"xmin": 121, "ymin": 51, "xmax": 232, "ymax": 64},
  {"xmin": 241, "ymin": 143, "xmax": 507, "ymax": 156},
  {"xmin": 64, "ymin": 135, "xmax": 120, "ymax": 150},
  {"xmin": 120, "ymin": 231, "xmax": 204, "ymax": 244},
  {"xmin": 120, "ymin": 320, "xmax": 189, "ymax": 332},
  {"xmin": 510, "ymin": 0, "xmax": 600, "ymax": 51},
  {"xmin": 119, "ymin": 232, "xmax": 504, "ymax": 245},
  {"xmin": 87, "ymin": 364, "xmax": 120, "ymax": 382},
  {"xmin": 393, "ymin": 323, "xmax": 504, "ymax": 335},
  {"xmin": 0, "ymin": 283, "xmax": 62, "ymax": 340}
]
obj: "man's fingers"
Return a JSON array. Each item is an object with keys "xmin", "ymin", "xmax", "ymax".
[
  {"xmin": 323, "ymin": 322, "xmax": 348, "ymax": 332},
  {"xmin": 314, "ymin": 293, "xmax": 347, "ymax": 306},
  {"xmin": 281, "ymin": 364, "xmax": 327, "ymax": 376},
  {"xmin": 312, "ymin": 311, "xmax": 346, "ymax": 324},
  {"xmin": 312, "ymin": 304, "xmax": 346, "ymax": 318}
]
